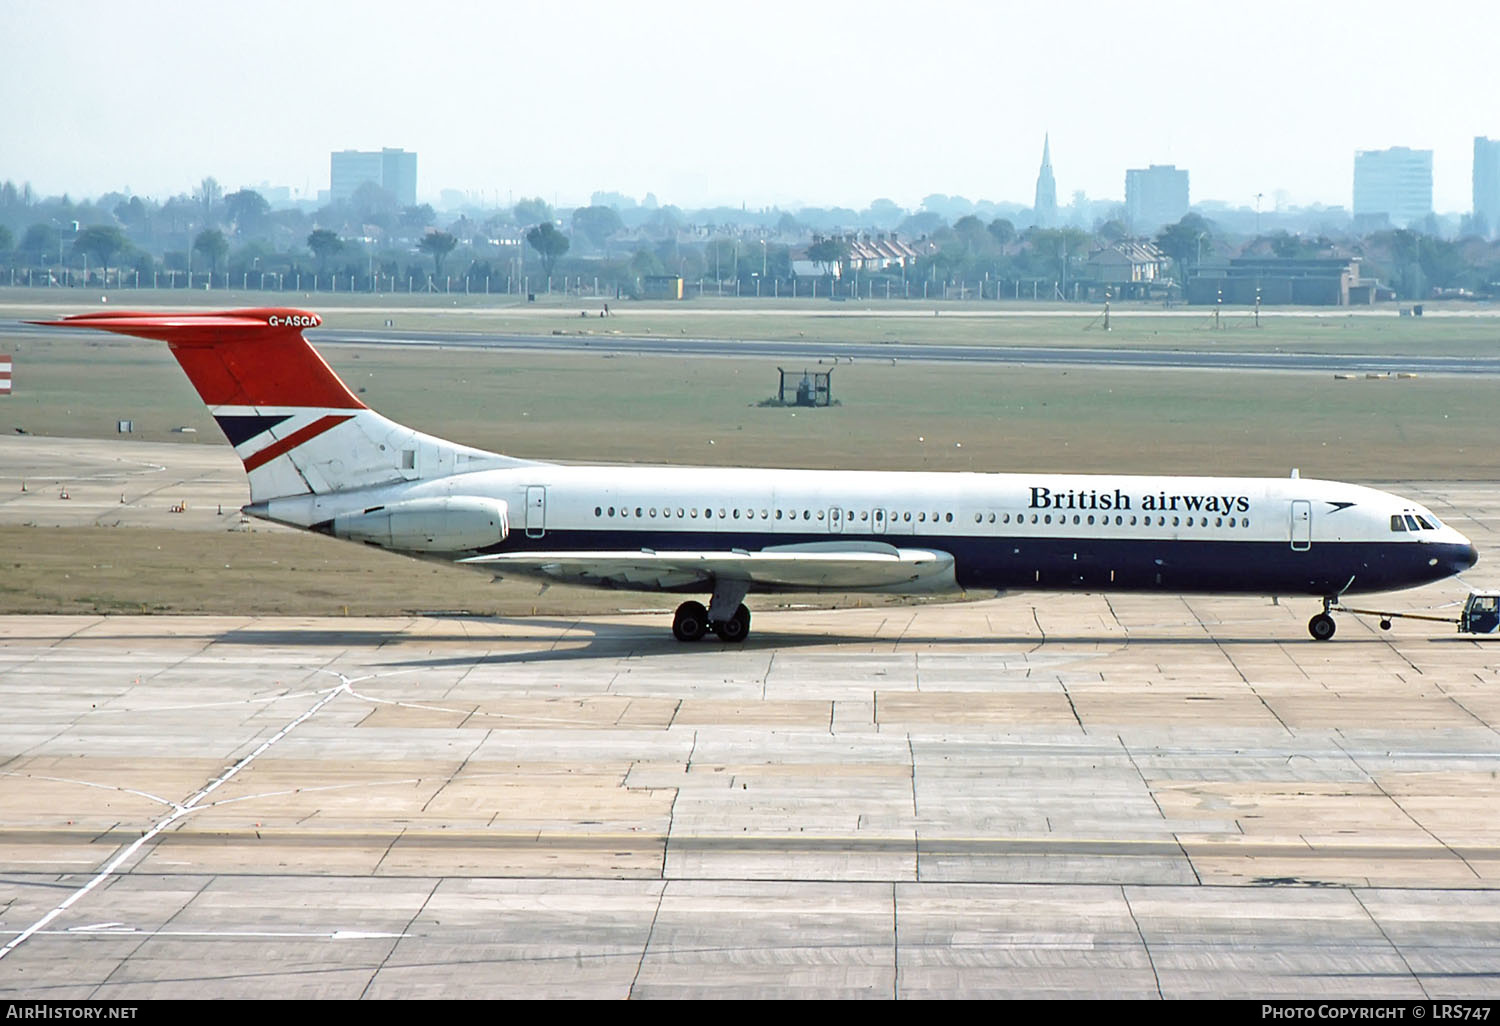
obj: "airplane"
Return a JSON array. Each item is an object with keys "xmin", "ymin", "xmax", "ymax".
[{"xmin": 36, "ymin": 307, "xmax": 1479, "ymax": 643}]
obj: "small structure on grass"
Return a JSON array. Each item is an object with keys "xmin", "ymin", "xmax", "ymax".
[{"xmin": 776, "ymin": 367, "xmax": 833, "ymax": 407}]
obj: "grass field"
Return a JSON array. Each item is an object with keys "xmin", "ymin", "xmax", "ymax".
[
  {"xmin": 0, "ymin": 295, "xmax": 1495, "ymax": 615},
  {"xmin": 1, "ymin": 329, "xmax": 1493, "ymax": 479}
]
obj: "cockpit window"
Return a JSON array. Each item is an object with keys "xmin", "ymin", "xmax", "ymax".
[
  {"xmin": 1416, "ymin": 515, "xmax": 1437, "ymax": 530},
  {"xmin": 1391, "ymin": 515, "xmax": 1407, "ymax": 532},
  {"xmin": 1404, "ymin": 515, "xmax": 1421, "ymax": 531}
]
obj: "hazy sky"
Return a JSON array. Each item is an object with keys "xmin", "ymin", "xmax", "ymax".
[{"xmin": 4, "ymin": 0, "xmax": 1495, "ymax": 214}]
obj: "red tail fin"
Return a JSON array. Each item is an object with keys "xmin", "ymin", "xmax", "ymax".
[
  {"xmin": 32, "ymin": 308, "xmax": 365, "ymax": 410},
  {"xmin": 35, "ymin": 307, "xmax": 524, "ymax": 502}
]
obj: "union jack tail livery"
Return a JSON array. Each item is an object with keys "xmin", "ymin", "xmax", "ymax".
[{"xmin": 36, "ymin": 309, "xmax": 526, "ymax": 503}]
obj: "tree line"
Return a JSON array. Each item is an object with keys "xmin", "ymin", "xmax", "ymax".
[{"xmin": 2, "ymin": 177, "xmax": 1498, "ymax": 301}]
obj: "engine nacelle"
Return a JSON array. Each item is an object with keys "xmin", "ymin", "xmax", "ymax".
[{"xmin": 331, "ymin": 496, "xmax": 509, "ymax": 552}]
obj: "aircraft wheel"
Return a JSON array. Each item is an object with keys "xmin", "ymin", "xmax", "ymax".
[
  {"xmin": 714, "ymin": 604, "xmax": 751, "ymax": 644},
  {"xmin": 1380, "ymin": 619, "xmax": 1392, "ymax": 631},
  {"xmin": 673, "ymin": 601, "xmax": 709, "ymax": 642},
  {"xmin": 1308, "ymin": 613, "xmax": 1337, "ymax": 641}
]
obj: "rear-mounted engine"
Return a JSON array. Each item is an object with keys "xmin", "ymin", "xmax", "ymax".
[{"xmin": 331, "ymin": 496, "xmax": 509, "ymax": 552}]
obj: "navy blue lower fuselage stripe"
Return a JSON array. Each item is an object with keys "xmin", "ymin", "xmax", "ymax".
[
  {"xmin": 213, "ymin": 414, "xmax": 292, "ymax": 448},
  {"xmin": 479, "ymin": 530, "xmax": 1475, "ymax": 596}
]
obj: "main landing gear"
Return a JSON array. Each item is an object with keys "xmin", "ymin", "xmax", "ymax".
[
  {"xmin": 672, "ymin": 580, "xmax": 753, "ymax": 643},
  {"xmin": 672, "ymin": 601, "xmax": 751, "ymax": 643},
  {"xmin": 1308, "ymin": 597, "xmax": 1337, "ymax": 641}
]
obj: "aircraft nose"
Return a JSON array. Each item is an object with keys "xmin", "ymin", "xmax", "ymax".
[{"xmin": 1463, "ymin": 543, "xmax": 1480, "ymax": 569}]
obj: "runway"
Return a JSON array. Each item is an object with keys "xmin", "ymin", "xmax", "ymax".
[
  {"xmin": 311, "ymin": 328, "xmax": 1500, "ymax": 377},
  {"xmin": 15, "ymin": 318, "xmax": 1500, "ymax": 375}
]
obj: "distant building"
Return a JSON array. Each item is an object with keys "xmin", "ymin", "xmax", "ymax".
[
  {"xmin": 330, "ymin": 147, "xmax": 418, "ymax": 206},
  {"xmin": 1473, "ymin": 137, "xmax": 1500, "ymax": 237},
  {"xmin": 1125, "ymin": 165, "xmax": 1189, "ymax": 234},
  {"xmin": 1083, "ymin": 240, "xmax": 1167, "ymax": 298},
  {"xmin": 1187, "ymin": 256, "xmax": 1380, "ymax": 306},
  {"xmin": 1352, "ymin": 147, "xmax": 1431, "ymax": 229},
  {"xmin": 796, "ymin": 233, "xmax": 919, "ymax": 279},
  {"xmin": 1033, "ymin": 135, "xmax": 1057, "ymax": 228},
  {"xmin": 836, "ymin": 232, "xmax": 919, "ymax": 272}
]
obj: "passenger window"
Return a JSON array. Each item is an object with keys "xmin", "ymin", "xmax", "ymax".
[
  {"xmin": 636, "ymin": 507, "xmax": 643, "ymax": 518},
  {"xmin": 608, "ymin": 506, "xmax": 615, "ymax": 517},
  {"xmin": 677, "ymin": 508, "xmax": 685, "ymax": 518},
  {"xmin": 945, "ymin": 513, "xmax": 953, "ymax": 523},
  {"xmin": 594, "ymin": 506, "xmax": 602, "ymax": 517},
  {"xmin": 1044, "ymin": 514, "xmax": 1052, "ymax": 524},
  {"xmin": 804, "ymin": 510, "xmax": 812, "ymax": 520}
]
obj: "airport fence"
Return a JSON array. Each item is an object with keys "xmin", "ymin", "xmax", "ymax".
[{"xmin": 0, "ymin": 266, "xmax": 1091, "ymax": 302}]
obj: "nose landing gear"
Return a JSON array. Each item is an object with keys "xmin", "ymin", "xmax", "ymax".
[{"xmin": 1308, "ymin": 597, "xmax": 1337, "ymax": 641}]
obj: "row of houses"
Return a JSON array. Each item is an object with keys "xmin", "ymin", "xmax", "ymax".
[
  {"xmin": 790, "ymin": 232, "xmax": 922, "ymax": 278},
  {"xmin": 791, "ymin": 235, "xmax": 1382, "ymax": 307},
  {"xmin": 645, "ymin": 229, "xmax": 1383, "ymax": 306}
]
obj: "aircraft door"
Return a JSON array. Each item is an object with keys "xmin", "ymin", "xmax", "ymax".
[
  {"xmin": 526, "ymin": 485, "xmax": 546, "ymax": 538},
  {"xmin": 1290, "ymin": 499, "xmax": 1311, "ymax": 551}
]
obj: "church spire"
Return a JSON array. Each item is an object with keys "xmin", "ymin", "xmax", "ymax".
[{"xmin": 1033, "ymin": 134, "xmax": 1058, "ymax": 228}]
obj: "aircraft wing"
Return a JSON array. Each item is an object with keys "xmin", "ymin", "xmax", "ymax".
[{"xmin": 460, "ymin": 541, "xmax": 957, "ymax": 592}]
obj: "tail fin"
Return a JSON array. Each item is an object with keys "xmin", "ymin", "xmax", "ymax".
[{"xmin": 35, "ymin": 308, "xmax": 530, "ymax": 502}]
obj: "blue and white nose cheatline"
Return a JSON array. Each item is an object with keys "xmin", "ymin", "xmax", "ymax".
[{"xmin": 35, "ymin": 309, "xmax": 1479, "ymax": 644}]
